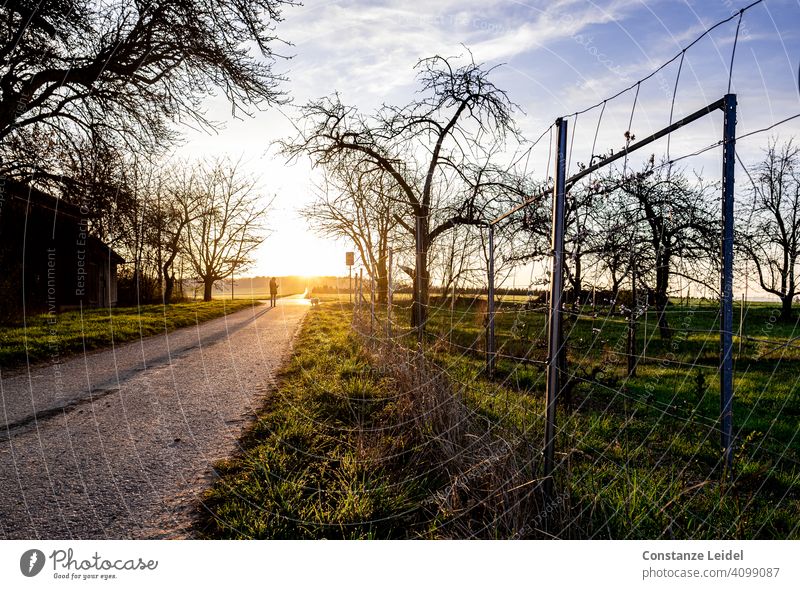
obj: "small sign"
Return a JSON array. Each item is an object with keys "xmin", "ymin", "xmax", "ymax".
[{"xmin": 345, "ymin": 252, "xmax": 354, "ymax": 266}]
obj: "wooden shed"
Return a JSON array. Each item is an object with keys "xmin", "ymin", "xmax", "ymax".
[{"xmin": 0, "ymin": 180, "xmax": 123, "ymax": 319}]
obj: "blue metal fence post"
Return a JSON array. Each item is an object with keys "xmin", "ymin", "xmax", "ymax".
[
  {"xmin": 487, "ymin": 224, "xmax": 496, "ymax": 377},
  {"xmin": 387, "ymin": 247, "xmax": 393, "ymax": 339},
  {"xmin": 720, "ymin": 93, "xmax": 737, "ymax": 475},
  {"xmin": 543, "ymin": 117, "xmax": 568, "ymax": 503}
]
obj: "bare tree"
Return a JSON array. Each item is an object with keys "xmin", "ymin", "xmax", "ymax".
[
  {"xmin": 609, "ymin": 161, "xmax": 718, "ymax": 338},
  {"xmin": 91, "ymin": 151, "xmax": 166, "ymax": 303},
  {"xmin": 66, "ymin": 148, "xmax": 196, "ymax": 304},
  {"xmin": 302, "ymin": 156, "xmax": 399, "ymax": 303},
  {"xmin": 156, "ymin": 166, "xmax": 203, "ymax": 303},
  {"xmin": 283, "ymin": 54, "xmax": 524, "ymax": 329},
  {"xmin": 183, "ymin": 159, "xmax": 268, "ymax": 301},
  {"xmin": 439, "ymin": 225, "xmax": 481, "ymax": 303},
  {"xmin": 585, "ymin": 185, "xmax": 643, "ymax": 307},
  {"xmin": 0, "ymin": 0, "xmax": 293, "ymax": 181},
  {"xmin": 506, "ymin": 171, "xmax": 599, "ymax": 304},
  {"xmin": 739, "ymin": 138, "xmax": 800, "ymax": 321},
  {"xmin": 562, "ymin": 180, "xmax": 603, "ymax": 303},
  {"xmin": 54, "ymin": 132, "xmax": 138, "ymax": 246}
]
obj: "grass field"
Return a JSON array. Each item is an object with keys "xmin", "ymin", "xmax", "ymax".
[
  {"xmin": 0, "ymin": 299, "xmax": 259, "ymax": 369},
  {"xmin": 409, "ymin": 296, "xmax": 800, "ymax": 538},
  {"xmin": 202, "ymin": 295, "xmax": 799, "ymax": 539}
]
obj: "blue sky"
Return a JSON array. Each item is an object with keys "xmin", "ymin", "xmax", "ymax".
[{"xmin": 177, "ymin": 0, "xmax": 800, "ymax": 281}]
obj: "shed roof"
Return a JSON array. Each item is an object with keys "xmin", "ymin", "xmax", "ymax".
[{"xmin": 3, "ymin": 179, "xmax": 124, "ymax": 264}]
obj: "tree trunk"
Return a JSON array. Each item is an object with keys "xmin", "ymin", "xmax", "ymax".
[
  {"xmin": 163, "ymin": 262, "xmax": 174, "ymax": 304},
  {"xmin": 655, "ymin": 291, "xmax": 670, "ymax": 340},
  {"xmin": 164, "ymin": 275, "xmax": 175, "ymax": 304},
  {"xmin": 376, "ymin": 254, "xmax": 388, "ymax": 304},
  {"xmin": 655, "ymin": 249, "xmax": 672, "ymax": 339},
  {"xmin": 203, "ymin": 278, "xmax": 214, "ymax": 302},
  {"xmin": 412, "ymin": 216, "xmax": 430, "ymax": 332},
  {"xmin": 610, "ymin": 276, "xmax": 621, "ymax": 313},
  {"xmin": 572, "ymin": 254, "xmax": 582, "ymax": 307},
  {"xmin": 780, "ymin": 294, "xmax": 794, "ymax": 322}
]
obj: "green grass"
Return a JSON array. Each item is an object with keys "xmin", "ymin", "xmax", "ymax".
[
  {"xmin": 410, "ymin": 296, "xmax": 800, "ymax": 538},
  {"xmin": 198, "ymin": 303, "xmax": 436, "ymax": 539},
  {"xmin": 198, "ymin": 296, "xmax": 800, "ymax": 539},
  {"xmin": 0, "ymin": 299, "xmax": 259, "ymax": 369}
]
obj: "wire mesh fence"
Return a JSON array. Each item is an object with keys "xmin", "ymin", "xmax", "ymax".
[{"xmin": 317, "ymin": 0, "xmax": 800, "ymax": 538}]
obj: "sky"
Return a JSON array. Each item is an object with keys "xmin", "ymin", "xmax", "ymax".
[{"xmin": 175, "ymin": 0, "xmax": 800, "ymax": 292}]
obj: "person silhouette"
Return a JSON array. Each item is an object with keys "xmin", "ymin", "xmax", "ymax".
[{"xmin": 269, "ymin": 277, "xmax": 278, "ymax": 307}]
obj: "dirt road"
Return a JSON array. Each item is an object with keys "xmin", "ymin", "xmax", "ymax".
[{"xmin": 0, "ymin": 296, "xmax": 309, "ymax": 539}]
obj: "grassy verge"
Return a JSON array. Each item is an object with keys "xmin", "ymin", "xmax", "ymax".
[
  {"xmin": 198, "ymin": 302, "xmax": 542, "ymax": 539},
  {"xmin": 198, "ymin": 303, "xmax": 431, "ymax": 539},
  {"xmin": 0, "ymin": 299, "xmax": 259, "ymax": 369},
  {"xmin": 198, "ymin": 297, "xmax": 799, "ymax": 539}
]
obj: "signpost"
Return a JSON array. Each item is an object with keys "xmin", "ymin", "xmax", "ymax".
[{"xmin": 346, "ymin": 251, "xmax": 354, "ymax": 304}]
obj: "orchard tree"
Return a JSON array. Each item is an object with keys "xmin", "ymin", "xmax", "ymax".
[
  {"xmin": 302, "ymin": 155, "xmax": 399, "ymax": 303},
  {"xmin": 585, "ymin": 186, "xmax": 645, "ymax": 307},
  {"xmin": 284, "ymin": 54, "xmax": 525, "ymax": 330},
  {"xmin": 739, "ymin": 138, "xmax": 800, "ymax": 321},
  {"xmin": 611, "ymin": 161, "xmax": 717, "ymax": 338},
  {"xmin": 156, "ymin": 166, "xmax": 203, "ymax": 303}
]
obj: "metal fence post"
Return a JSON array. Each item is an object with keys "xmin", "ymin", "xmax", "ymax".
[
  {"xmin": 415, "ymin": 214, "xmax": 425, "ymax": 347},
  {"xmin": 370, "ymin": 267, "xmax": 375, "ymax": 336},
  {"xmin": 359, "ymin": 267, "xmax": 363, "ymax": 317},
  {"xmin": 387, "ymin": 247, "xmax": 393, "ymax": 339},
  {"xmin": 543, "ymin": 117, "xmax": 568, "ymax": 504},
  {"xmin": 487, "ymin": 223, "xmax": 496, "ymax": 377},
  {"xmin": 720, "ymin": 93, "xmax": 737, "ymax": 475}
]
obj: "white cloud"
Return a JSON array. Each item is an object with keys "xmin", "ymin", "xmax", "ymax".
[
  {"xmin": 173, "ymin": 0, "xmax": 800, "ymax": 277},
  {"xmin": 276, "ymin": 0, "xmax": 645, "ymax": 101}
]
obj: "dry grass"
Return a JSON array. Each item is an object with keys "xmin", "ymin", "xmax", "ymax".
[
  {"xmin": 355, "ymin": 317, "xmax": 551, "ymax": 538},
  {"xmin": 201, "ymin": 304, "xmax": 557, "ymax": 539}
]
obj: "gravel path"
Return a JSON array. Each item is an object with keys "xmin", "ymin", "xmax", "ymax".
[{"xmin": 0, "ymin": 296, "xmax": 309, "ymax": 539}]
